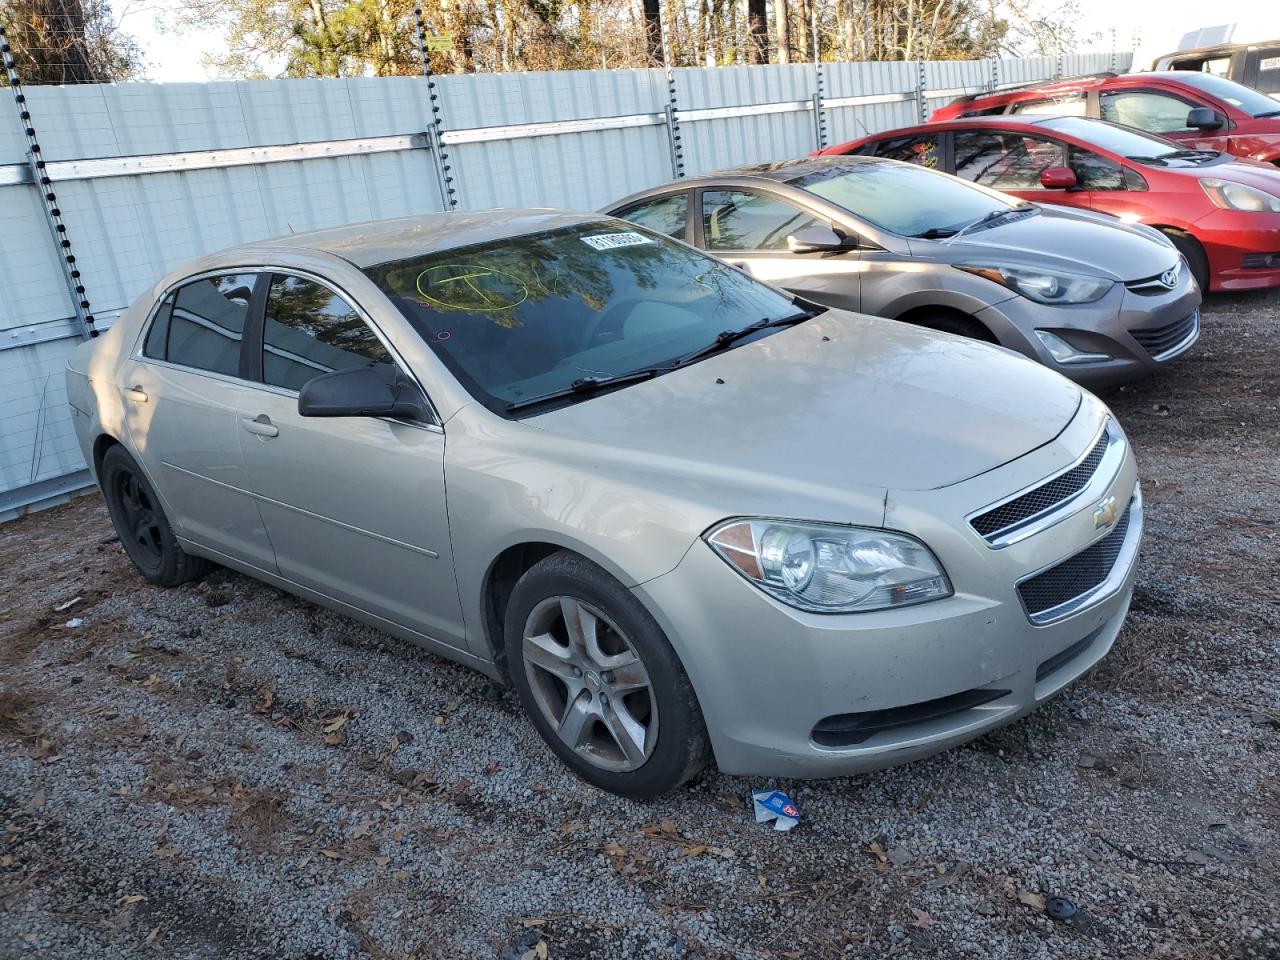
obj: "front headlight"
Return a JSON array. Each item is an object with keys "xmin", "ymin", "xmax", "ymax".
[
  {"xmin": 956, "ymin": 264, "xmax": 1114, "ymax": 304},
  {"xmin": 1200, "ymin": 178, "xmax": 1280, "ymax": 213},
  {"xmin": 704, "ymin": 519, "xmax": 952, "ymax": 613}
]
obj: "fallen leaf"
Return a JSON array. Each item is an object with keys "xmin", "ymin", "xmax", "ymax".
[
  {"xmin": 559, "ymin": 821, "xmax": 588, "ymax": 836},
  {"xmin": 323, "ymin": 711, "xmax": 352, "ymax": 734},
  {"xmin": 521, "ymin": 918, "xmax": 549, "ymax": 927},
  {"xmin": 374, "ymin": 856, "xmax": 391, "ymax": 868},
  {"xmin": 911, "ymin": 907, "xmax": 936, "ymax": 928},
  {"xmin": 117, "ymin": 895, "xmax": 146, "ymax": 906},
  {"xmin": 320, "ymin": 849, "xmax": 341, "ymax": 859},
  {"xmin": 146, "ymin": 926, "xmax": 160, "ymax": 943},
  {"xmin": 600, "ymin": 840, "xmax": 626, "ymax": 857},
  {"xmin": 868, "ymin": 841, "xmax": 888, "ymax": 863},
  {"xmin": 680, "ymin": 845, "xmax": 708, "ymax": 858},
  {"xmin": 484, "ymin": 761, "xmax": 501, "ymax": 775},
  {"xmin": 392, "ymin": 869, "xmax": 411, "ymax": 881},
  {"xmin": 536, "ymin": 941, "xmax": 548, "ymax": 960},
  {"xmin": 1017, "ymin": 890, "xmax": 1046, "ymax": 912}
]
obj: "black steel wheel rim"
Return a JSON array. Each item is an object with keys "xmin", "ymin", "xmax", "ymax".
[{"xmin": 114, "ymin": 469, "xmax": 163, "ymax": 569}]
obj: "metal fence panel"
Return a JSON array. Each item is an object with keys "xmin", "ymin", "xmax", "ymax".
[{"xmin": 0, "ymin": 52, "xmax": 1132, "ymax": 517}]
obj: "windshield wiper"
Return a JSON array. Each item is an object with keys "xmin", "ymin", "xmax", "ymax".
[
  {"xmin": 671, "ymin": 311, "xmax": 814, "ymax": 368},
  {"xmin": 1255, "ymin": 109, "xmax": 1280, "ymax": 118},
  {"xmin": 507, "ymin": 368, "xmax": 670, "ymax": 413},
  {"xmin": 913, "ymin": 227, "xmax": 959, "ymax": 239},
  {"xmin": 1125, "ymin": 154, "xmax": 1171, "ymax": 166},
  {"xmin": 950, "ymin": 204, "xmax": 1036, "ymax": 239}
]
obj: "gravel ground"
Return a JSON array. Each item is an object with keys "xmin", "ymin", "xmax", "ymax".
[{"xmin": 2, "ymin": 289, "xmax": 1278, "ymax": 960}]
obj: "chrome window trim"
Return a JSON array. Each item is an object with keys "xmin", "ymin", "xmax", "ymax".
[
  {"xmin": 1016, "ymin": 487, "xmax": 1143, "ymax": 625},
  {"xmin": 967, "ymin": 418, "xmax": 1123, "ymax": 550},
  {"xmin": 131, "ymin": 265, "xmax": 444, "ymax": 431}
]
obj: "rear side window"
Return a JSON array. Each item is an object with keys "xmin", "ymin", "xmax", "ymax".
[
  {"xmin": 1011, "ymin": 94, "xmax": 1088, "ymax": 117},
  {"xmin": 701, "ymin": 190, "xmax": 825, "ymax": 251},
  {"xmin": 617, "ymin": 194, "xmax": 688, "ymax": 239},
  {"xmin": 953, "ymin": 131, "xmax": 1064, "ymax": 190},
  {"xmin": 151, "ymin": 274, "xmax": 256, "ymax": 377},
  {"xmin": 261, "ymin": 274, "xmax": 395, "ymax": 392},
  {"xmin": 870, "ymin": 134, "xmax": 941, "ymax": 170}
]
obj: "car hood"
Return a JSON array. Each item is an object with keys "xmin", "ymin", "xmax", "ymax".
[
  {"xmin": 938, "ymin": 207, "xmax": 1178, "ymax": 282},
  {"xmin": 1175, "ymin": 157, "xmax": 1280, "ymax": 195},
  {"xmin": 526, "ymin": 310, "xmax": 1081, "ymax": 494}
]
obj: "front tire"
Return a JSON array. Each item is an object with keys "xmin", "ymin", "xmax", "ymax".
[
  {"xmin": 504, "ymin": 551, "xmax": 709, "ymax": 799},
  {"xmin": 907, "ymin": 311, "xmax": 996, "ymax": 343},
  {"xmin": 101, "ymin": 445, "xmax": 211, "ymax": 587}
]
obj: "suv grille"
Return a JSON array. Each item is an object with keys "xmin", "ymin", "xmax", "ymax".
[
  {"xmin": 971, "ymin": 429, "xmax": 1110, "ymax": 540},
  {"xmin": 1130, "ymin": 310, "xmax": 1198, "ymax": 359},
  {"xmin": 1017, "ymin": 505, "xmax": 1131, "ymax": 619}
]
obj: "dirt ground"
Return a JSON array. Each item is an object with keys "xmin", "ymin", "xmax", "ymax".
[{"xmin": 2, "ymin": 289, "xmax": 1278, "ymax": 960}]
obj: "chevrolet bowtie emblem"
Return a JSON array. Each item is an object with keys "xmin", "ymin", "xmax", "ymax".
[{"xmin": 1093, "ymin": 495, "xmax": 1119, "ymax": 530}]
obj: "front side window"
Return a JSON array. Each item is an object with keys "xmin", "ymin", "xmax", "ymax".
[
  {"xmin": 1099, "ymin": 90, "xmax": 1197, "ymax": 133},
  {"xmin": 617, "ymin": 194, "xmax": 688, "ymax": 239},
  {"xmin": 1069, "ymin": 146, "xmax": 1125, "ymax": 190},
  {"xmin": 1011, "ymin": 94, "xmax": 1087, "ymax": 117},
  {"xmin": 261, "ymin": 275, "xmax": 395, "ymax": 392},
  {"xmin": 701, "ymin": 190, "xmax": 825, "ymax": 251},
  {"xmin": 792, "ymin": 158, "xmax": 1019, "ymax": 238},
  {"xmin": 363, "ymin": 223, "xmax": 802, "ymax": 413},
  {"xmin": 871, "ymin": 134, "xmax": 942, "ymax": 169},
  {"xmin": 151, "ymin": 273, "xmax": 257, "ymax": 377},
  {"xmin": 952, "ymin": 131, "xmax": 1064, "ymax": 190}
]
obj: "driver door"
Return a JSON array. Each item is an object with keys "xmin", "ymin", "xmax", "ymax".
[
  {"xmin": 235, "ymin": 271, "xmax": 465, "ymax": 649},
  {"xmin": 695, "ymin": 188, "xmax": 863, "ymax": 311}
]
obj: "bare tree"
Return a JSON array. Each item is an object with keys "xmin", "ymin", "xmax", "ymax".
[{"xmin": 1, "ymin": 0, "xmax": 142, "ymax": 83}]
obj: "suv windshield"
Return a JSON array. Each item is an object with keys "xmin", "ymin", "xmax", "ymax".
[
  {"xmin": 792, "ymin": 159, "xmax": 1017, "ymax": 238},
  {"xmin": 1041, "ymin": 117, "xmax": 1225, "ymax": 167},
  {"xmin": 364, "ymin": 222, "xmax": 804, "ymax": 415},
  {"xmin": 1166, "ymin": 72, "xmax": 1280, "ymax": 117}
]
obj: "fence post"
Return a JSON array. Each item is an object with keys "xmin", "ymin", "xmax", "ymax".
[
  {"xmin": 810, "ymin": 9, "xmax": 826, "ymax": 150},
  {"xmin": 412, "ymin": 6, "xmax": 457, "ymax": 210},
  {"xmin": 915, "ymin": 60, "xmax": 928, "ymax": 123},
  {"xmin": 988, "ymin": 57, "xmax": 999, "ymax": 92},
  {"xmin": 0, "ymin": 19, "xmax": 97, "ymax": 339},
  {"xmin": 662, "ymin": 67, "xmax": 685, "ymax": 179}
]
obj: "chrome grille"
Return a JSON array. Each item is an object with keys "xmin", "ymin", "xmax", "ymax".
[
  {"xmin": 1017, "ymin": 506, "xmax": 1131, "ymax": 619},
  {"xmin": 1130, "ymin": 309, "xmax": 1199, "ymax": 359},
  {"xmin": 971, "ymin": 428, "xmax": 1110, "ymax": 540}
]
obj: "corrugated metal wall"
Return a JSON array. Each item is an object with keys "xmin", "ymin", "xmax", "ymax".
[{"xmin": 0, "ymin": 52, "xmax": 1127, "ymax": 518}]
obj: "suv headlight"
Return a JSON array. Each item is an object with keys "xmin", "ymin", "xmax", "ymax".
[
  {"xmin": 956, "ymin": 264, "xmax": 1114, "ymax": 304},
  {"xmin": 705, "ymin": 519, "xmax": 952, "ymax": 613},
  {"xmin": 1200, "ymin": 178, "xmax": 1280, "ymax": 213}
]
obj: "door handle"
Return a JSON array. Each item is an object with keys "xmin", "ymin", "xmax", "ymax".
[
  {"xmin": 240, "ymin": 414, "xmax": 279, "ymax": 438},
  {"xmin": 124, "ymin": 385, "xmax": 148, "ymax": 403}
]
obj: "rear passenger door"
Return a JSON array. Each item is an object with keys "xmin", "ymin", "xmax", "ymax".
[
  {"xmin": 121, "ymin": 272, "xmax": 277, "ymax": 571},
  {"xmin": 695, "ymin": 188, "xmax": 863, "ymax": 310},
  {"xmin": 234, "ymin": 271, "xmax": 465, "ymax": 648}
]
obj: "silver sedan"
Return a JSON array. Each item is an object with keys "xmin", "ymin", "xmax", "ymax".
[
  {"xmin": 605, "ymin": 156, "xmax": 1202, "ymax": 389},
  {"xmin": 66, "ymin": 211, "xmax": 1142, "ymax": 797}
]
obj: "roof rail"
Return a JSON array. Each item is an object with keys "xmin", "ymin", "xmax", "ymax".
[{"xmin": 948, "ymin": 72, "xmax": 1118, "ymax": 106}]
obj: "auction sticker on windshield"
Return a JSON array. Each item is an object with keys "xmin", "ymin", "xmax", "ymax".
[{"xmin": 580, "ymin": 232, "xmax": 653, "ymax": 251}]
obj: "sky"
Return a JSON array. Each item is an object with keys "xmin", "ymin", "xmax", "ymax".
[{"xmin": 116, "ymin": 0, "xmax": 1274, "ymax": 83}]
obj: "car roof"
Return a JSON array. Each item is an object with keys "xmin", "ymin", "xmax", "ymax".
[
  {"xmin": 221, "ymin": 210, "xmax": 607, "ymax": 268},
  {"xmin": 691, "ymin": 155, "xmax": 887, "ymax": 184}
]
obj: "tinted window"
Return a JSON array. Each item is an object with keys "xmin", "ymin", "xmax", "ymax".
[
  {"xmin": 1100, "ymin": 90, "xmax": 1196, "ymax": 133},
  {"xmin": 162, "ymin": 274, "xmax": 256, "ymax": 377},
  {"xmin": 1011, "ymin": 94, "xmax": 1087, "ymax": 117},
  {"xmin": 363, "ymin": 223, "xmax": 802, "ymax": 413},
  {"xmin": 262, "ymin": 275, "xmax": 394, "ymax": 392},
  {"xmin": 143, "ymin": 294, "xmax": 175, "ymax": 360},
  {"xmin": 1069, "ymin": 147, "xmax": 1125, "ymax": 190},
  {"xmin": 701, "ymin": 191, "xmax": 824, "ymax": 250},
  {"xmin": 1257, "ymin": 49, "xmax": 1280, "ymax": 94},
  {"xmin": 795, "ymin": 158, "xmax": 1017, "ymax": 238},
  {"xmin": 617, "ymin": 194, "xmax": 688, "ymax": 239},
  {"xmin": 1164, "ymin": 71, "xmax": 1280, "ymax": 116},
  {"xmin": 871, "ymin": 134, "xmax": 942, "ymax": 169},
  {"xmin": 953, "ymin": 131, "xmax": 1064, "ymax": 190}
]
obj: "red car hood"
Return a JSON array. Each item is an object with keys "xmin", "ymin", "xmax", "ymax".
[{"xmin": 1172, "ymin": 157, "xmax": 1280, "ymax": 195}]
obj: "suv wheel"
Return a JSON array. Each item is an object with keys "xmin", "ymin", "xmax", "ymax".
[{"xmin": 504, "ymin": 551, "xmax": 709, "ymax": 798}]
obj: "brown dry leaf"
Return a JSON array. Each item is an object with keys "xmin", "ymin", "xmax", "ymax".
[
  {"xmin": 600, "ymin": 840, "xmax": 626, "ymax": 857},
  {"xmin": 116, "ymin": 895, "xmax": 146, "ymax": 905},
  {"xmin": 374, "ymin": 856, "xmax": 391, "ymax": 868},
  {"xmin": 1017, "ymin": 890, "xmax": 1046, "ymax": 912},
  {"xmin": 324, "ymin": 731, "xmax": 345, "ymax": 747},
  {"xmin": 484, "ymin": 761, "xmax": 501, "ymax": 776},
  {"xmin": 868, "ymin": 841, "xmax": 889, "ymax": 863},
  {"xmin": 146, "ymin": 926, "xmax": 160, "ymax": 943},
  {"xmin": 253, "ymin": 687, "xmax": 275, "ymax": 715},
  {"xmin": 323, "ymin": 711, "xmax": 352, "ymax": 734},
  {"xmin": 392, "ymin": 869, "xmax": 411, "ymax": 881},
  {"xmin": 680, "ymin": 845, "xmax": 708, "ymax": 859},
  {"xmin": 521, "ymin": 918, "xmax": 549, "ymax": 928},
  {"xmin": 320, "ymin": 849, "xmax": 341, "ymax": 859},
  {"xmin": 911, "ymin": 907, "xmax": 937, "ymax": 928},
  {"xmin": 559, "ymin": 821, "xmax": 588, "ymax": 836},
  {"xmin": 536, "ymin": 940, "xmax": 548, "ymax": 960},
  {"xmin": 154, "ymin": 845, "xmax": 178, "ymax": 859}
]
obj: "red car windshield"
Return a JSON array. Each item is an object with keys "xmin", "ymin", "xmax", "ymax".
[
  {"xmin": 1162, "ymin": 73, "xmax": 1280, "ymax": 118},
  {"xmin": 1039, "ymin": 118, "xmax": 1222, "ymax": 167}
]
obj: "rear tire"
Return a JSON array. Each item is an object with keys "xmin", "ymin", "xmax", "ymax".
[
  {"xmin": 504, "ymin": 551, "xmax": 709, "ymax": 799},
  {"xmin": 101, "ymin": 445, "xmax": 211, "ymax": 587},
  {"xmin": 1163, "ymin": 231, "xmax": 1210, "ymax": 293},
  {"xmin": 906, "ymin": 311, "xmax": 996, "ymax": 343}
]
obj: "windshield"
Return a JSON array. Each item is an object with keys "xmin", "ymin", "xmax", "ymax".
[
  {"xmin": 1164, "ymin": 72, "xmax": 1280, "ymax": 117},
  {"xmin": 793, "ymin": 160, "xmax": 1016, "ymax": 237},
  {"xmin": 364, "ymin": 222, "xmax": 803, "ymax": 414},
  {"xmin": 1040, "ymin": 117, "xmax": 1225, "ymax": 167}
]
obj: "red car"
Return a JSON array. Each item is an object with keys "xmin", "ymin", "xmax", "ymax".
[
  {"xmin": 927, "ymin": 71, "xmax": 1280, "ymax": 167},
  {"xmin": 815, "ymin": 115, "xmax": 1280, "ymax": 292}
]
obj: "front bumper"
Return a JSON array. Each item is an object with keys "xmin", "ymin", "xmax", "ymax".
[
  {"xmin": 1192, "ymin": 208, "xmax": 1280, "ymax": 291},
  {"xmin": 634, "ymin": 403, "xmax": 1141, "ymax": 778},
  {"xmin": 974, "ymin": 274, "xmax": 1201, "ymax": 390}
]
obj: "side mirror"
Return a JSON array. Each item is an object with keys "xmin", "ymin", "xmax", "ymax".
[
  {"xmin": 1040, "ymin": 166, "xmax": 1078, "ymax": 190},
  {"xmin": 298, "ymin": 366, "xmax": 430, "ymax": 421},
  {"xmin": 787, "ymin": 225, "xmax": 854, "ymax": 254},
  {"xmin": 1186, "ymin": 107, "xmax": 1224, "ymax": 130}
]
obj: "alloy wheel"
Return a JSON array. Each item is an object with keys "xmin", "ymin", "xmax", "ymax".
[
  {"xmin": 521, "ymin": 596, "xmax": 658, "ymax": 772},
  {"xmin": 114, "ymin": 470, "xmax": 164, "ymax": 568}
]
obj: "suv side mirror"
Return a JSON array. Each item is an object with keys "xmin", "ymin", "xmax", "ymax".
[
  {"xmin": 787, "ymin": 225, "xmax": 854, "ymax": 254},
  {"xmin": 1186, "ymin": 107, "xmax": 1224, "ymax": 130},
  {"xmin": 1040, "ymin": 166, "xmax": 1078, "ymax": 189},
  {"xmin": 298, "ymin": 366, "xmax": 431, "ymax": 421}
]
